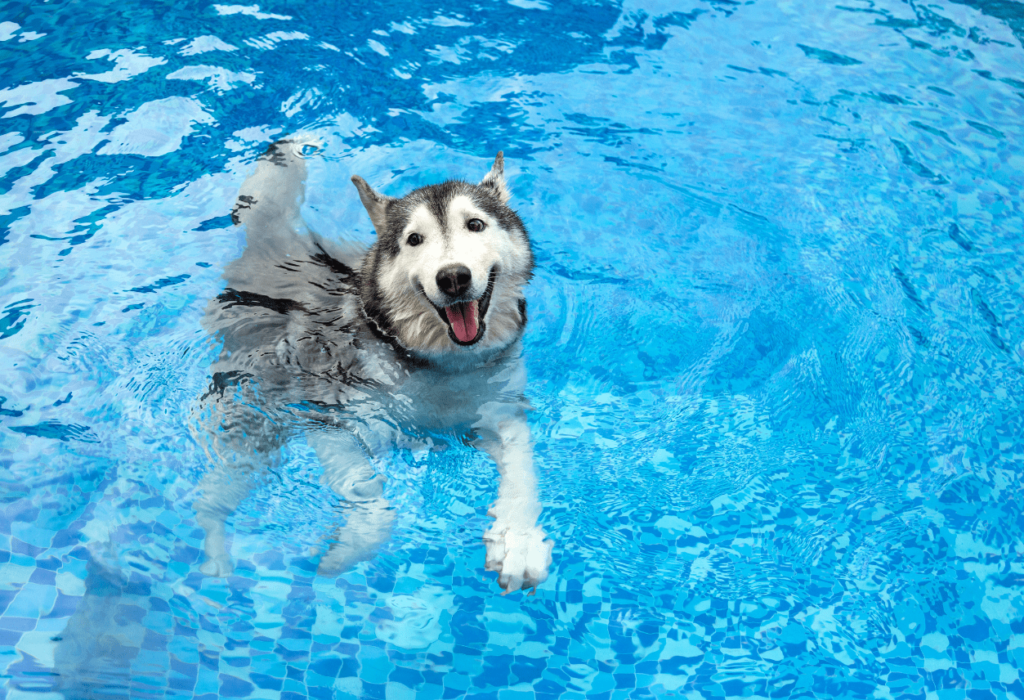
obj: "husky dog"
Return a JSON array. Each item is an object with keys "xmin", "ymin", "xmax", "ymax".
[{"xmin": 191, "ymin": 138, "xmax": 552, "ymax": 593}]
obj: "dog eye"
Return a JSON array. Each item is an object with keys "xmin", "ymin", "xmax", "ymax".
[
  {"xmin": 467, "ymin": 218, "xmax": 485, "ymax": 232},
  {"xmin": 406, "ymin": 233, "xmax": 423, "ymax": 246}
]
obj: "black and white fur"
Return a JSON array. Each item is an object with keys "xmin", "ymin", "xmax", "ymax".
[{"xmin": 191, "ymin": 137, "xmax": 551, "ymax": 593}]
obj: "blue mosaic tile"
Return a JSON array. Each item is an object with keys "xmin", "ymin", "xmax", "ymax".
[{"xmin": 3, "ymin": 0, "xmax": 1024, "ymax": 697}]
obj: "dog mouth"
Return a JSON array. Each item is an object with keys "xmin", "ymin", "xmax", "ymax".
[{"xmin": 433, "ymin": 268, "xmax": 497, "ymax": 347}]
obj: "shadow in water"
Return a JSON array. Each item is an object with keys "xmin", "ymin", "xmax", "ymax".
[{"xmin": 52, "ymin": 556, "xmax": 170, "ymax": 698}]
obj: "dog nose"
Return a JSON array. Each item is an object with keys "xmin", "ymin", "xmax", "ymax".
[{"xmin": 436, "ymin": 265, "xmax": 472, "ymax": 298}]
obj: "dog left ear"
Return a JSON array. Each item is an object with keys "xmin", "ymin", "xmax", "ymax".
[{"xmin": 480, "ymin": 151, "xmax": 510, "ymax": 204}]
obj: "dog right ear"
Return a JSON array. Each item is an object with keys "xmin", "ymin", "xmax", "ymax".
[
  {"xmin": 351, "ymin": 176, "xmax": 392, "ymax": 235},
  {"xmin": 480, "ymin": 151, "xmax": 510, "ymax": 204}
]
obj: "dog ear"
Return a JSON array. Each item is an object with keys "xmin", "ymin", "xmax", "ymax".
[
  {"xmin": 351, "ymin": 176, "xmax": 392, "ymax": 235},
  {"xmin": 480, "ymin": 151, "xmax": 510, "ymax": 204}
]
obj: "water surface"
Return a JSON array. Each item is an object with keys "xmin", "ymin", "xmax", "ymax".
[{"xmin": 1, "ymin": 0, "xmax": 1023, "ymax": 697}]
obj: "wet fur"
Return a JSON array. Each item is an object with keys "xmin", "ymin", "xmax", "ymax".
[{"xmin": 191, "ymin": 138, "xmax": 552, "ymax": 593}]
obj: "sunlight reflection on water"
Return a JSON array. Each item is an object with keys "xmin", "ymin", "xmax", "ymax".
[{"xmin": 1, "ymin": 0, "xmax": 1024, "ymax": 697}]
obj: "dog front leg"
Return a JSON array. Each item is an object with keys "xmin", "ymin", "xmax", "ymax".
[
  {"xmin": 475, "ymin": 409, "xmax": 552, "ymax": 594},
  {"xmin": 309, "ymin": 430, "xmax": 395, "ymax": 575}
]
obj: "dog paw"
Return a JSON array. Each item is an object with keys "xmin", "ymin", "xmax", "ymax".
[
  {"xmin": 200, "ymin": 556, "xmax": 234, "ymax": 578},
  {"xmin": 483, "ymin": 523, "xmax": 553, "ymax": 594}
]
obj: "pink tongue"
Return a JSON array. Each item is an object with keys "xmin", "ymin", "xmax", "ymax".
[{"xmin": 445, "ymin": 301, "xmax": 479, "ymax": 343}]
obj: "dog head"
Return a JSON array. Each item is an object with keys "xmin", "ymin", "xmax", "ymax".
[{"xmin": 352, "ymin": 153, "xmax": 533, "ymax": 361}]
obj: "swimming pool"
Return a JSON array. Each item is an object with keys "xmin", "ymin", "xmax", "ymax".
[{"xmin": 2, "ymin": 0, "xmax": 1023, "ymax": 696}]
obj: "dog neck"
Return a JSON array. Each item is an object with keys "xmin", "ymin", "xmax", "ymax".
[{"xmin": 358, "ymin": 293, "xmax": 519, "ymax": 374}]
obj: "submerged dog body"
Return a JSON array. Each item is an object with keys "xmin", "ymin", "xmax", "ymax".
[{"xmin": 192, "ymin": 139, "xmax": 551, "ymax": 593}]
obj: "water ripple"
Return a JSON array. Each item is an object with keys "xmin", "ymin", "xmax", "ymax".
[{"xmin": 1, "ymin": 0, "xmax": 1023, "ymax": 696}]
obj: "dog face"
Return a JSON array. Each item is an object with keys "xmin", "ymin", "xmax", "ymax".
[{"xmin": 353, "ymin": 154, "xmax": 533, "ymax": 360}]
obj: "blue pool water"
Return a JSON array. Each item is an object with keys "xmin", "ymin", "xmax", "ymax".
[{"xmin": 2, "ymin": 0, "xmax": 1024, "ymax": 697}]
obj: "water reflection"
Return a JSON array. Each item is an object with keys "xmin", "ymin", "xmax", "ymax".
[{"xmin": 1, "ymin": 0, "xmax": 1023, "ymax": 695}]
